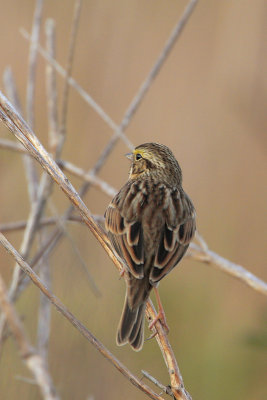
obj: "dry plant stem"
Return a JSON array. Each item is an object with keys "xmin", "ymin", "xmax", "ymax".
[
  {"xmin": 3, "ymin": 67, "xmax": 22, "ymax": 113},
  {"xmin": 45, "ymin": 19, "xmax": 58, "ymax": 154},
  {"xmin": 26, "ymin": 0, "xmax": 43, "ymax": 129},
  {"xmin": 119, "ymin": 0, "xmax": 198, "ymax": 131},
  {"xmin": 20, "ymin": 28, "xmax": 133, "ymax": 149},
  {"xmin": 58, "ymin": 159, "xmax": 117, "ymax": 197},
  {"xmin": 58, "ymin": 0, "xmax": 82, "ymax": 154},
  {"xmin": 37, "ymin": 15, "xmax": 59, "ymax": 363},
  {"xmin": 146, "ymin": 300, "xmax": 190, "ymax": 400},
  {"xmin": 0, "ymin": 233, "xmax": 164, "ymax": 400},
  {"xmin": 0, "ymin": 92, "xmax": 190, "ymax": 399},
  {"xmin": 0, "ymin": 273, "xmax": 59, "ymax": 400},
  {"xmin": 188, "ymin": 243, "xmax": 267, "ymax": 296},
  {"xmin": 47, "ymin": 201, "xmax": 101, "ymax": 298},
  {"xmin": 0, "ymin": 138, "xmax": 26, "ymax": 153},
  {"xmin": 142, "ymin": 370, "xmax": 173, "ymax": 397},
  {"xmin": 37, "ymin": 247, "xmax": 51, "ymax": 361},
  {"xmin": 6, "ymin": 174, "xmax": 53, "ymax": 299},
  {"xmin": 0, "ymin": 139, "xmax": 116, "ymax": 197},
  {"xmin": 0, "ymin": 215, "xmax": 103, "ymax": 233},
  {"xmin": 25, "ymin": 0, "xmax": 44, "ymax": 200}
]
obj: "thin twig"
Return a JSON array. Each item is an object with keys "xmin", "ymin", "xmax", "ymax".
[
  {"xmin": 0, "ymin": 273, "xmax": 59, "ymax": 400},
  {"xmin": 142, "ymin": 370, "xmax": 173, "ymax": 397},
  {"xmin": 45, "ymin": 19, "xmax": 58, "ymax": 155},
  {"xmin": 3, "ymin": 67, "xmax": 22, "ymax": 114},
  {"xmin": 47, "ymin": 201, "xmax": 101, "ymax": 298},
  {"xmin": 0, "ymin": 138, "xmax": 26, "ymax": 153},
  {"xmin": 145, "ymin": 300, "xmax": 191, "ymax": 400},
  {"xmin": 187, "ymin": 243, "xmax": 267, "ymax": 296},
  {"xmin": 119, "ymin": 0, "xmax": 198, "ymax": 132},
  {"xmin": 0, "ymin": 232, "xmax": 164, "ymax": 400},
  {"xmin": 0, "ymin": 139, "xmax": 116, "ymax": 197},
  {"xmin": 58, "ymin": 0, "xmax": 82, "ymax": 154},
  {"xmin": 37, "ymin": 237, "xmax": 51, "ymax": 363},
  {"xmin": 20, "ymin": 28, "xmax": 133, "ymax": 149},
  {"xmin": 58, "ymin": 159, "xmax": 117, "ymax": 197},
  {"xmin": 26, "ymin": 0, "xmax": 43, "ymax": 129},
  {"xmin": 25, "ymin": 0, "xmax": 43, "ymax": 199},
  {"xmin": 0, "ymin": 215, "xmax": 104, "ymax": 233}
]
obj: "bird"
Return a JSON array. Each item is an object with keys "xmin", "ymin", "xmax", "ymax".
[{"xmin": 105, "ymin": 142, "xmax": 196, "ymax": 351}]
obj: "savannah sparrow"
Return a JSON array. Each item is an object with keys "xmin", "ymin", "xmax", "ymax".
[{"xmin": 105, "ymin": 143, "xmax": 196, "ymax": 351}]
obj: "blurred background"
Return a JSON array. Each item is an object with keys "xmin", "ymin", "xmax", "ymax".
[{"xmin": 0, "ymin": 1, "xmax": 266, "ymax": 399}]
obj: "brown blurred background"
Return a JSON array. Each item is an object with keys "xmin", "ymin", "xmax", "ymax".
[{"xmin": 0, "ymin": 1, "xmax": 266, "ymax": 399}]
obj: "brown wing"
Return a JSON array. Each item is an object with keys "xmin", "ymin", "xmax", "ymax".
[
  {"xmin": 105, "ymin": 182, "xmax": 145, "ymax": 279},
  {"xmin": 149, "ymin": 188, "xmax": 196, "ymax": 284}
]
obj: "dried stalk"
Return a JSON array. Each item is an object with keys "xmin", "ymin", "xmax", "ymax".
[
  {"xmin": 187, "ymin": 243, "xmax": 267, "ymax": 296},
  {"xmin": 119, "ymin": 0, "xmax": 198, "ymax": 131},
  {"xmin": 58, "ymin": 159, "xmax": 117, "ymax": 197},
  {"xmin": 0, "ymin": 215, "xmax": 103, "ymax": 233},
  {"xmin": 45, "ymin": 19, "xmax": 58, "ymax": 154},
  {"xmin": 0, "ymin": 138, "xmax": 26, "ymax": 153},
  {"xmin": 0, "ymin": 273, "xmax": 59, "ymax": 400},
  {"xmin": 26, "ymin": 0, "xmax": 43, "ymax": 130},
  {"xmin": 3, "ymin": 67, "xmax": 22, "ymax": 113},
  {"xmin": 142, "ymin": 370, "xmax": 173, "ymax": 397},
  {"xmin": 58, "ymin": 0, "xmax": 82, "ymax": 154}
]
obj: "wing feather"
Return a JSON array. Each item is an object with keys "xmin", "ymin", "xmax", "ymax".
[
  {"xmin": 105, "ymin": 183, "xmax": 145, "ymax": 279},
  {"xmin": 150, "ymin": 188, "xmax": 196, "ymax": 283}
]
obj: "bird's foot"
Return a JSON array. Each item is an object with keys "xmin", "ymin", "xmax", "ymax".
[{"xmin": 148, "ymin": 307, "xmax": 169, "ymax": 334}]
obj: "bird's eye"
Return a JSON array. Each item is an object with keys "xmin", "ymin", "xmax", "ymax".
[{"xmin": 135, "ymin": 153, "xmax": 142, "ymax": 161}]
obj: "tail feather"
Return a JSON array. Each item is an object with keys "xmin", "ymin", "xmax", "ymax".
[{"xmin": 117, "ymin": 295, "xmax": 146, "ymax": 351}]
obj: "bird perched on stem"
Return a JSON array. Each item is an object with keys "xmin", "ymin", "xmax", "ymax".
[{"xmin": 105, "ymin": 143, "xmax": 196, "ymax": 351}]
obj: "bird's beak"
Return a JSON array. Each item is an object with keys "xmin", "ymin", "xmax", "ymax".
[{"xmin": 125, "ymin": 152, "xmax": 133, "ymax": 160}]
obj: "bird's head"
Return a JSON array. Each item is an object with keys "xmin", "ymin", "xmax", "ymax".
[{"xmin": 127, "ymin": 142, "xmax": 182, "ymax": 185}]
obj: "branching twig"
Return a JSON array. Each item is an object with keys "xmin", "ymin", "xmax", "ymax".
[
  {"xmin": 187, "ymin": 243, "xmax": 267, "ymax": 296},
  {"xmin": 142, "ymin": 370, "xmax": 173, "ymax": 397}
]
